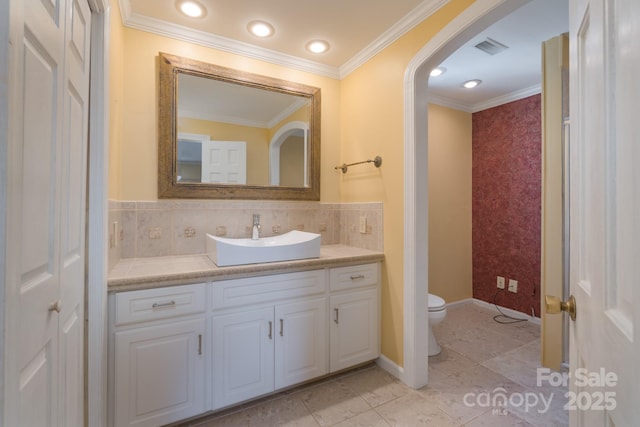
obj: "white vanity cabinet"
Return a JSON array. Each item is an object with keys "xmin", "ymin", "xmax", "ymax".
[
  {"xmin": 109, "ymin": 260, "xmax": 381, "ymax": 426},
  {"xmin": 329, "ymin": 263, "xmax": 380, "ymax": 372},
  {"xmin": 111, "ymin": 284, "xmax": 207, "ymax": 427},
  {"xmin": 211, "ymin": 270, "xmax": 327, "ymax": 409}
]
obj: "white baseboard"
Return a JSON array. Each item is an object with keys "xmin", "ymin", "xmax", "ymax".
[
  {"xmin": 471, "ymin": 298, "xmax": 541, "ymax": 325},
  {"xmin": 376, "ymin": 354, "xmax": 405, "ymax": 382},
  {"xmin": 444, "ymin": 298, "xmax": 473, "ymax": 309}
]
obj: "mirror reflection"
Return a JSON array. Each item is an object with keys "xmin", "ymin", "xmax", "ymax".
[
  {"xmin": 176, "ymin": 74, "xmax": 310, "ymax": 186},
  {"xmin": 158, "ymin": 52, "xmax": 321, "ymax": 200}
]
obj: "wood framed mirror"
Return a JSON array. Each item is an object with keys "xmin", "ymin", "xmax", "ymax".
[{"xmin": 158, "ymin": 52, "xmax": 321, "ymax": 200}]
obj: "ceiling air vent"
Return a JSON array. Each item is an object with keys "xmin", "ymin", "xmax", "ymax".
[{"xmin": 474, "ymin": 37, "xmax": 509, "ymax": 55}]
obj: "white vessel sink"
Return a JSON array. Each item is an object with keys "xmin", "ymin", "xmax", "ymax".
[{"xmin": 206, "ymin": 230, "xmax": 321, "ymax": 266}]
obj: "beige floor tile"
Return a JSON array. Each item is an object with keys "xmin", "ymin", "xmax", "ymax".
[
  {"xmin": 428, "ymin": 346, "xmax": 479, "ymax": 377},
  {"xmin": 464, "ymin": 408, "xmax": 534, "ymax": 426},
  {"xmin": 374, "ymin": 392, "xmax": 458, "ymax": 427},
  {"xmin": 340, "ymin": 366, "xmax": 409, "ymax": 407},
  {"xmin": 331, "ymin": 409, "xmax": 391, "ymax": 427},
  {"xmin": 444, "ymin": 326, "xmax": 527, "ymax": 363},
  {"xmin": 481, "ymin": 341, "xmax": 545, "ymax": 388},
  {"xmin": 243, "ymin": 395, "xmax": 320, "ymax": 427},
  {"xmin": 297, "ymin": 379, "xmax": 371, "ymax": 426},
  {"xmin": 502, "ymin": 388, "xmax": 569, "ymax": 427}
]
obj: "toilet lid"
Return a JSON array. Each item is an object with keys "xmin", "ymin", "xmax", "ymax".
[{"xmin": 428, "ymin": 293, "xmax": 446, "ymax": 310}]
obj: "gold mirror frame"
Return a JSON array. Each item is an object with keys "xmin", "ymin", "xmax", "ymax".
[{"xmin": 158, "ymin": 52, "xmax": 321, "ymax": 200}]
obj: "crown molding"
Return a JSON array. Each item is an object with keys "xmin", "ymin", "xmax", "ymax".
[
  {"xmin": 471, "ymin": 84, "xmax": 541, "ymax": 112},
  {"xmin": 339, "ymin": 0, "xmax": 450, "ymax": 78},
  {"xmin": 428, "ymin": 84, "xmax": 542, "ymax": 113},
  {"xmin": 427, "ymin": 94, "xmax": 474, "ymax": 112},
  {"xmin": 118, "ymin": 1, "xmax": 341, "ymax": 79},
  {"xmin": 119, "ymin": 0, "xmax": 450, "ymax": 80}
]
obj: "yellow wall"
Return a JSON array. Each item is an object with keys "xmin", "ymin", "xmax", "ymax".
[
  {"xmin": 108, "ymin": 0, "xmax": 126, "ymax": 199},
  {"xmin": 427, "ymin": 104, "xmax": 473, "ymax": 303},
  {"xmin": 109, "ymin": 0, "xmax": 476, "ymax": 367},
  {"xmin": 339, "ymin": 0, "xmax": 474, "ymax": 365}
]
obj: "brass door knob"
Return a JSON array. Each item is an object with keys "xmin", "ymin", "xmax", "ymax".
[{"xmin": 545, "ymin": 294, "xmax": 576, "ymax": 321}]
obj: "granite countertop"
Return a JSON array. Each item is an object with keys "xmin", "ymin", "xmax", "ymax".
[{"xmin": 108, "ymin": 244, "xmax": 384, "ymax": 293}]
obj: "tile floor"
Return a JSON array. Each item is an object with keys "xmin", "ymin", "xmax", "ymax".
[{"xmin": 172, "ymin": 302, "xmax": 569, "ymax": 427}]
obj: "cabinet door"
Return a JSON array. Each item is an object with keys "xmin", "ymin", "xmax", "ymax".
[
  {"xmin": 275, "ymin": 298, "xmax": 327, "ymax": 389},
  {"xmin": 114, "ymin": 318, "xmax": 206, "ymax": 427},
  {"xmin": 212, "ymin": 307, "xmax": 274, "ymax": 409},
  {"xmin": 330, "ymin": 289, "xmax": 379, "ymax": 372}
]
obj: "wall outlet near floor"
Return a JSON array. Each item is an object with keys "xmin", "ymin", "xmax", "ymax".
[
  {"xmin": 508, "ymin": 279, "xmax": 518, "ymax": 293},
  {"xmin": 497, "ymin": 276, "xmax": 505, "ymax": 289}
]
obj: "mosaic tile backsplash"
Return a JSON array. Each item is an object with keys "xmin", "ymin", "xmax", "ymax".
[{"xmin": 108, "ymin": 200, "xmax": 383, "ymax": 271}]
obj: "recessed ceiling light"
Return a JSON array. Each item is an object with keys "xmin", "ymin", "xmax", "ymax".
[
  {"xmin": 306, "ymin": 40, "xmax": 330, "ymax": 54},
  {"xmin": 248, "ymin": 21, "xmax": 274, "ymax": 38},
  {"xmin": 177, "ymin": 0, "xmax": 206, "ymax": 18},
  {"xmin": 430, "ymin": 67, "xmax": 446, "ymax": 77},
  {"xmin": 463, "ymin": 79, "xmax": 482, "ymax": 89}
]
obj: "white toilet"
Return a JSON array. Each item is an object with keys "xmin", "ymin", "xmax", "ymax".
[{"xmin": 428, "ymin": 293, "xmax": 447, "ymax": 356}]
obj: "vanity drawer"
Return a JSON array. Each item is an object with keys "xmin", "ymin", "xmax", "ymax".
[
  {"xmin": 330, "ymin": 263, "xmax": 379, "ymax": 291},
  {"xmin": 212, "ymin": 270, "xmax": 326, "ymax": 310},
  {"xmin": 115, "ymin": 283, "xmax": 206, "ymax": 326}
]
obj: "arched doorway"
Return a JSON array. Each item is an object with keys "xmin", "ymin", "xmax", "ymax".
[{"xmin": 401, "ymin": 0, "xmax": 529, "ymax": 388}]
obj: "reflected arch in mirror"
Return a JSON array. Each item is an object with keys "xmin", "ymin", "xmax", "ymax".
[{"xmin": 269, "ymin": 121, "xmax": 309, "ymax": 187}]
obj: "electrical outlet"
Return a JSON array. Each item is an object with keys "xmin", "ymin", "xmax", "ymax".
[
  {"xmin": 508, "ymin": 279, "xmax": 518, "ymax": 293},
  {"xmin": 497, "ymin": 276, "xmax": 505, "ymax": 289},
  {"xmin": 359, "ymin": 216, "xmax": 367, "ymax": 234}
]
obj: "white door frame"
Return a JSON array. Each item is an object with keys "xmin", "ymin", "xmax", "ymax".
[
  {"xmin": 401, "ymin": 0, "xmax": 531, "ymax": 387},
  {"xmin": 86, "ymin": 0, "xmax": 110, "ymax": 425}
]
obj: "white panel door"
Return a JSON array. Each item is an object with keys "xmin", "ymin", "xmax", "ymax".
[
  {"xmin": 201, "ymin": 140, "xmax": 247, "ymax": 184},
  {"xmin": 8, "ymin": 0, "xmax": 64, "ymax": 425},
  {"xmin": 4, "ymin": 0, "xmax": 91, "ymax": 425},
  {"xmin": 567, "ymin": 0, "xmax": 639, "ymax": 425},
  {"xmin": 114, "ymin": 319, "xmax": 206, "ymax": 427},
  {"xmin": 212, "ymin": 307, "xmax": 274, "ymax": 409},
  {"xmin": 275, "ymin": 298, "xmax": 327, "ymax": 389},
  {"xmin": 329, "ymin": 289, "xmax": 379, "ymax": 372},
  {"xmin": 58, "ymin": 0, "xmax": 91, "ymax": 425}
]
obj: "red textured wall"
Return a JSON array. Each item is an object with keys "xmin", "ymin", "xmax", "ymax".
[{"xmin": 472, "ymin": 95, "xmax": 541, "ymax": 317}]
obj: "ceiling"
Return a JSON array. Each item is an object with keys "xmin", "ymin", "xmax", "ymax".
[{"xmin": 121, "ymin": 0, "xmax": 568, "ymax": 111}]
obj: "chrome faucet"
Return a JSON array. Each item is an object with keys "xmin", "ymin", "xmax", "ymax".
[{"xmin": 251, "ymin": 214, "xmax": 261, "ymax": 240}]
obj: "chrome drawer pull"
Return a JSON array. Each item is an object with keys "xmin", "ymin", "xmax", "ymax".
[
  {"xmin": 280, "ymin": 319, "xmax": 284, "ymax": 336},
  {"xmin": 268, "ymin": 321, "xmax": 273, "ymax": 339},
  {"xmin": 350, "ymin": 274, "xmax": 365, "ymax": 280},
  {"xmin": 198, "ymin": 334, "xmax": 202, "ymax": 355},
  {"xmin": 152, "ymin": 300, "xmax": 176, "ymax": 309},
  {"xmin": 334, "ymin": 308, "xmax": 339, "ymax": 324}
]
